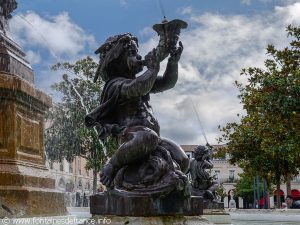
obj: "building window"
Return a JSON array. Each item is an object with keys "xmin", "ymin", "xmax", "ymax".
[
  {"xmin": 78, "ymin": 158, "xmax": 81, "ymax": 175},
  {"xmin": 69, "ymin": 163, "xmax": 73, "ymax": 174},
  {"xmin": 86, "ymin": 169, "xmax": 89, "ymax": 177},
  {"xmin": 293, "ymin": 175, "xmax": 300, "ymax": 182},
  {"xmin": 229, "ymin": 170, "xmax": 235, "ymax": 182},
  {"xmin": 78, "ymin": 179, "xmax": 82, "ymax": 189},
  {"xmin": 58, "ymin": 178, "xmax": 66, "ymax": 189},
  {"xmin": 86, "ymin": 182, "xmax": 90, "ymax": 190},
  {"xmin": 60, "ymin": 162, "xmax": 64, "ymax": 172},
  {"xmin": 213, "ymin": 156, "xmax": 226, "ymax": 160},
  {"xmin": 50, "ymin": 161, "xmax": 53, "ymax": 170}
]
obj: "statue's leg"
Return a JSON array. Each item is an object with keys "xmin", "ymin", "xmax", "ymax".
[
  {"xmin": 112, "ymin": 126, "xmax": 159, "ymax": 167},
  {"xmin": 100, "ymin": 126, "xmax": 159, "ymax": 187},
  {"xmin": 159, "ymin": 137, "xmax": 190, "ymax": 173}
]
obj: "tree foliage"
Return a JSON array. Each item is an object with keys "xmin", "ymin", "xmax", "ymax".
[
  {"xmin": 215, "ymin": 183, "xmax": 227, "ymax": 200},
  {"xmin": 234, "ymin": 173, "xmax": 267, "ymax": 203},
  {"xmin": 218, "ymin": 25, "xmax": 300, "ymax": 201},
  {"xmin": 234, "ymin": 173, "xmax": 255, "ymax": 202},
  {"xmin": 45, "ymin": 57, "xmax": 116, "ymax": 174}
]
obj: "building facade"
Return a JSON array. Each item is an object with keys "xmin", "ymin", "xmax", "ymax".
[{"xmin": 45, "ymin": 157, "xmax": 96, "ymax": 207}]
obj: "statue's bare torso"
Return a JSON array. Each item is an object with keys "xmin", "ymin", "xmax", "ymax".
[{"xmin": 116, "ymin": 95, "xmax": 160, "ymax": 135}]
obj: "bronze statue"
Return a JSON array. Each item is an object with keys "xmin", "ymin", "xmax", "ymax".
[
  {"xmin": 0, "ymin": 0, "xmax": 17, "ymax": 33},
  {"xmin": 86, "ymin": 19, "xmax": 189, "ymax": 196},
  {"xmin": 190, "ymin": 145, "xmax": 219, "ymax": 200}
]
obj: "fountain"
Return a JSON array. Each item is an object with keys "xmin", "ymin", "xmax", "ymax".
[{"xmin": 0, "ymin": 0, "xmax": 66, "ymax": 217}]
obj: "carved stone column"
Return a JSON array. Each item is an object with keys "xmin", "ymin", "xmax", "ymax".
[{"xmin": 0, "ymin": 33, "xmax": 66, "ymax": 217}]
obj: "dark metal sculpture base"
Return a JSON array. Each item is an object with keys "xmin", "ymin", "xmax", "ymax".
[
  {"xmin": 90, "ymin": 191, "xmax": 203, "ymax": 216},
  {"xmin": 203, "ymin": 200, "xmax": 224, "ymax": 210},
  {"xmin": 191, "ymin": 189, "xmax": 224, "ymax": 209}
]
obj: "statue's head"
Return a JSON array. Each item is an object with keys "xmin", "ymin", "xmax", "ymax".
[
  {"xmin": 193, "ymin": 145, "xmax": 210, "ymax": 160},
  {"xmin": 94, "ymin": 33, "xmax": 143, "ymax": 82}
]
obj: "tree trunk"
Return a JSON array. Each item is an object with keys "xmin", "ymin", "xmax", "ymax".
[
  {"xmin": 263, "ymin": 178, "xmax": 267, "ymax": 209},
  {"xmin": 276, "ymin": 180, "xmax": 281, "ymax": 208},
  {"xmin": 93, "ymin": 169, "xmax": 97, "ymax": 194},
  {"xmin": 253, "ymin": 177, "xmax": 256, "ymax": 209},
  {"xmin": 286, "ymin": 174, "xmax": 291, "ymax": 196}
]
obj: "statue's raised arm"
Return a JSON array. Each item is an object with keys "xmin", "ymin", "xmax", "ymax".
[{"xmin": 151, "ymin": 41, "xmax": 183, "ymax": 93}]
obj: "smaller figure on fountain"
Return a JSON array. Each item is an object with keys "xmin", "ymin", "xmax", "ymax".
[{"xmin": 190, "ymin": 144, "xmax": 219, "ymax": 201}]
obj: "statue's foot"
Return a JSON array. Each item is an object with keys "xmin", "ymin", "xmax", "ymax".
[{"xmin": 100, "ymin": 163, "xmax": 118, "ymax": 188}]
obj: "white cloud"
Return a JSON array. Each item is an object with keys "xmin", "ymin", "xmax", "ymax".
[
  {"xmin": 275, "ymin": 2, "xmax": 300, "ymax": 25},
  {"xmin": 140, "ymin": 2, "xmax": 300, "ymax": 145},
  {"xmin": 7, "ymin": 11, "xmax": 98, "ymax": 100},
  {"xmin": 259, "ymin": 0, "xmax": 272, "ymax": 4},
  {"xmin": 281, "ymin": 0, "xmax": 300, "ymax": 4},
  {"xmin": 120, "ymin": 0, "xmax": 128, "ymax": 8},
  {"xmin": 179, "ymin": 6, "xmax": 194, "ymax": 15},
  {"xmin": 35, "ymin": 69, "xmax": 64, "ymax": 101},
  {"xmin": 241, "ymin": 0, "xmax": 251, "ymax": 5},
  {"xmin": 10, "ymin": 11, "xmax": 96, "ymax": 60},
  {"xmin": 139, "ymin": 26, "xmax": 156, "ymax": 38},
  {"xmin": 25, "ymin": 50, "xmax": 41, "ymax": 65}
]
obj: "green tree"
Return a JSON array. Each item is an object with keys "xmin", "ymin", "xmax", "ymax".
[
  {"xmin": 215, "ymin": 183, "xmax": 227, "ymax": 201},
  {"xmin": 45, "ymin": 56, "xmax": 116, "ymax": 193},
  {"xmin": 234, "ymin": 174, "xmax": 255, "ymax": 204},
  {"xmin": 234, "ymin": 173, "xmax": 269, "ymax": 207},
  {"xmin": 218, "ymin": 25, "xmax": 300, "ymax": 207}
]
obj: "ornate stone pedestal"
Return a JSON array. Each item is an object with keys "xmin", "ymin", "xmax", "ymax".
[
  {"xmin": 204, "ymin": 200, "xmax": 225, "ymax": 210},
  {"xmin": 90, "ymin": 191, "xmax": 212, "ymax": 225},
  {"xmin": 0, "ymin": 33, "xmax": 66, "ymax": 217},
  {"xmin": 91, "ymin": 191, "xmax": 203, "ymax": 216}
]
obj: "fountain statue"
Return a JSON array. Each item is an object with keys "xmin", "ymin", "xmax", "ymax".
[
  {"xmin": 189, "ymin": 144, "xmax": 228, "ymax": 216},
  {"xmin": 0, "ymin": 1, "xmax": 66, "ymax": 217},
  {"xmin": 85, "ymin": 19, "xmax": 205, "ymax": 220},
  {"xmin": 190, "ymin": 145, "xmax": 219, "ymax": 200}
]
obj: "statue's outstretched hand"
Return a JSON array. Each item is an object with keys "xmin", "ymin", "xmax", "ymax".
[
  {"xmin": 144, "ymin": 48, "xmax": 160, "ymax": 72},
  {"xmin": 169, "ymin": 41, "xmax": 183, "ymax": 63}
]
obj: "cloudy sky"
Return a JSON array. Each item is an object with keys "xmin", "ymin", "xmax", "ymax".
[{"xmin": 7, "ymin": 0, "xmax": 300, "ymax": 145}]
